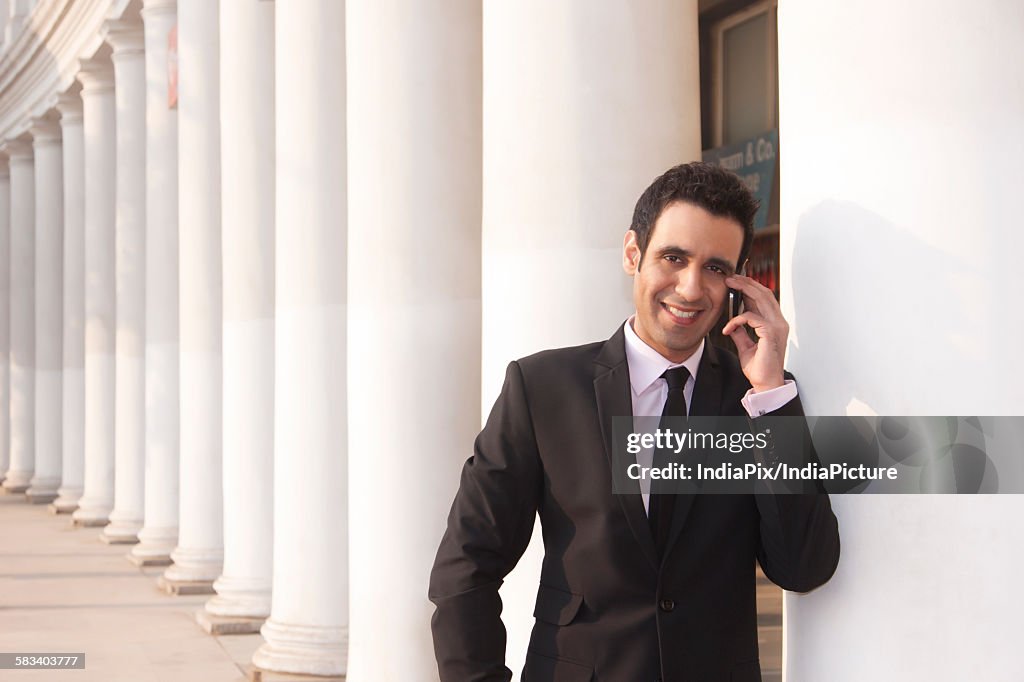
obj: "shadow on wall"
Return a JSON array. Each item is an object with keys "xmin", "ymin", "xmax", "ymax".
[{"xmin": 786, "ymin": 200, "xmax": 994, "ymax": 417}]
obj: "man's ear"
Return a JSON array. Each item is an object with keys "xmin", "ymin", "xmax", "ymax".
[{"xmin": 622, "ymin": 230, "xmax": 641, "ymax": 275}]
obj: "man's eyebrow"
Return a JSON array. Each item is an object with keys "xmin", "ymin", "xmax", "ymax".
[{"xmin": 653, "ymin": 246, "xmax": 736, "ymax": 275}]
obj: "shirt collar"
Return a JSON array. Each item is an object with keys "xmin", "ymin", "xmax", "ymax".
[{"xmin": 622, "ymin": 315, "xmax": 703, "ymax": 396}]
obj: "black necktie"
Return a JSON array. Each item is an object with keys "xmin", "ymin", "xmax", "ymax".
[{"xmin": 648, "ymin": 366, "xmax": 689, "ymax": 561}]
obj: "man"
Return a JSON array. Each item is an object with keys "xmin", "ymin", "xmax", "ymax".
[{"xmin": 429, "ymin": 162, "xmax": 840, "ymax": 681}]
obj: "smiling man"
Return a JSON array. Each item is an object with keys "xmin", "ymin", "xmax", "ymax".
[{"xmin": 429, "ymin": 162, "xmax": 840, "ymax": 682}]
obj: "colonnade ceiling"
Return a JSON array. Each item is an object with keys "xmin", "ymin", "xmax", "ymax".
[{"xmin": 0, "ymin": 0, "xmax": 139, "ymax": 143}]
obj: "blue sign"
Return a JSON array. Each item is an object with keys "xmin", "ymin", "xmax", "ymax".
[{"xmin": 702, "ymin": 129, "xmax": 777, "ymax": 231}]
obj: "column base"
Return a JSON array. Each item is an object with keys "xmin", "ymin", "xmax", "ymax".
[
  {"xmin": 101, "ymin": 516, "xmax": 142, "ymax": 544},
  {"xmin": 126, "ymin": 553, "xmax": 173, "ymax": 567},
  {"xmin": 26, "ymin": 477, "xmax": 61, "ymax": 502},
  {"xmin": 252, "ymin": 620, "xmax": 347, "ymax": 678},
  {"xmin": 71, "ymin": 506, "xmax": 111, "ymax": 527},
  {"xmin": 71, "ymin": 497, "xmax": 112, "ymax": 526},
  {"xmin": 129, "ymin": 526, "xmax": 177, "ymax": 566},
  {"xmin": 100, "ymin": 529, "xmax": 140, "ymax": 544},
  {"xmin": 2, "ymin": 473, "xmax": 32, "ymax": 494},
  {"xmin": 100, "ymin": 535, "xmax": 139, "ymax": 545},
  {"xmin": 49, "ymin": 497, "xmax": 80, "ymax": 514},
  {"xmin": 73, "ymin": 519, "xmax": 109, "ymax": 528},
  {"xmin": 196, "ymin": 608, "xmax": 265, "ymax": 635},
  {"xmin": 53, "ymin": 486, "xmax": 83, "ymax": 509},
  {"xmin": 157, "ymin": 574, "xmax": 216, "ymax": 595},
  {"xmin": 205, "ymin": 578, "xmax": 272, "ymax": 620},
  {"xmin": 72, "ymin": 518, "xmax": 109, "ymax": 528},
  {"xmin": 165, "ymin": 546, "xmax": 223, "ymax": 583},
  {"xmin": 247, "ymin": 667, "xmax": 344, "ymax": 682}
]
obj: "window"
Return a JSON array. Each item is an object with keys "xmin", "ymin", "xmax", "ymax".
[{"xmin": 710, "ymin": 0, "xmax": 779, "ymax": 148}]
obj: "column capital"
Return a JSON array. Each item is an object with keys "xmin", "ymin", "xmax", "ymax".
[
  {"xmin": 105, "ymin": 18, "xmax": 145, "ymax": 56},
  {"xmin": 1, "ymin": 138, "xmax": 34, "ymax": 162},
  {"xmin": 29, "ymin": 115, "xmax": 62, "ymax": 147},
  {"xmin": 56, "ymin": 89, "xmax": 84, "ymax": 124},
  {"xmin": 76, "ymin": 57, "xmax": 115, "ymax": 94}
]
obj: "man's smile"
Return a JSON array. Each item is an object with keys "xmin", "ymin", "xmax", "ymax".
[{"xmin": 661, "ymin": 302, "xmax": 705, "ymax": 326}]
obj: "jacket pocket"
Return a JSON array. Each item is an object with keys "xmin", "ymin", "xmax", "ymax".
[
  {"xmin": 532, "ymin": 584, "xmax": 584, "ymax": 626},
  {"xmin": 523, "ymin": 649, "xmax": 593, "ymax": 682}
]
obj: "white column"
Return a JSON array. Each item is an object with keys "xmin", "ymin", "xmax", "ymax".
[
  {"xmin": 480, "ymin": 2, "xmax": 702, "ymax": 673},
  {"xmin": 346, "ymin": 1, "xmax": 480, "ymax": 677},
  {"xmin": 0, "ymin": 160, "xmax": 9, "ymax": 487},
  {"xmin": 102, "ymin": 19, "xmax": 147, "ymax": 543},
  {"xmin": 0, "ymin": 2, "xmax": 8, "ymax": 53},
  {"xmin": 52, "ymin": 91, "xmax": 85, "ymax": 514},
  {"xmin": 26, "ymin": 116, "xmax": 62, "ymax": 504},
  {"xmin": 200, "ymin": 0, "xmax": 274, "ymax": 632},
  {"xmin": 71, "ymin": 58, "xmax": 116, "ymax": 527},
  {"xmin": 162, "ymin": 0, "xmax": 221, "ymax": 591},
  {"xmin": 779, "ymin": 2, "xmax": 1024, "ymax": 681},
  {"xmin": 2, "ymin": 138, "xmax": 34, "ymax": 494},
  {"xmin": 481, "ymin": 0, "xmax": 700, "ymax": 397},
  {"xmin": 252, "ymin": 1, "xmax": 346, "ymax": 676},
  {"xmin": 4, "ymin": 0, "xmax": 28, "ymax": 47},
  {"xmin": 131, "ymin": 0, "xmax": 179, "ymax": 565}
]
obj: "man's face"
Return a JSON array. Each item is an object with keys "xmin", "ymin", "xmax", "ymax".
[{"xmin": 622, "ymin": 201, "xmax": 744, "ymax": 363}]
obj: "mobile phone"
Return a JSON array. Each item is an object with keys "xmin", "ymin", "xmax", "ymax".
[
  {"xmin": 728, "ymin": 265, "xmax": 747, "ymax": 319},
  {"xmin": 728, "ymin": 288, "xmax": 743, "ymax": 319}
]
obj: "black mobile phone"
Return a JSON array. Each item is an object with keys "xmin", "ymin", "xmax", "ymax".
[{"xmin": 728, "ymin": 288, "xmax": 743, "ymax": 319}]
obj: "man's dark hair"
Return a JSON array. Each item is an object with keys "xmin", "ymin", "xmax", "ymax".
[{"xmin": 629, "ymin": 161, "xmax": 759, "ymax": 270}]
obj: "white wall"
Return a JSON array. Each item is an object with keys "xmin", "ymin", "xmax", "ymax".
[{"xmin": 779, "ymin": 1, "xmax": 1024, "ymax": 679}]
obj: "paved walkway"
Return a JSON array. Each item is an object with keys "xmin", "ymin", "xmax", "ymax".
[
  {"xmin": 757, "ymin": 569, "xmax": 783, "ymax": 682},
  {"xmin": 0, "ymin": 492, "xmax": 262, "ymax": 681}
]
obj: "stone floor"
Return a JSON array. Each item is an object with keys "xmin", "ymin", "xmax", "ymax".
[
  {"xmin": 0, "ymin": 491, "xmax": 262, "ymax": 681},
  {"xmin": 756, "ymin": 568, "xmax": 783, "ymax": 682}
]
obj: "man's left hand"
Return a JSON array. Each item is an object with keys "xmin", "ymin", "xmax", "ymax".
[{"xmin": 722, "ymin": 275, "xmax": 789, "ymax": 393}]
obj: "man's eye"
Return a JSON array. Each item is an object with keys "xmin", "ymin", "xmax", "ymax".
[
  {"xmin": 706, "ymin": 264, "xmax": 725, "ymax": 274},
  {"xmin": 664, "ymin": 255, "xmax": 681, "ymax": 263}
]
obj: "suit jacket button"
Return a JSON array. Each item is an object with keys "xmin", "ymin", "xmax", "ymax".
[{"xmin": 659, "ymin": 599, "xmax": 675, "ymax": 612}]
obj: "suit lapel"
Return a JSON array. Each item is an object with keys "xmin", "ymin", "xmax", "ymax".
[
  {"xmin": 663, "ymin": 340, "xmax": 723, "ymax": 559},
  {"xmin": 594, "ymin": 325, "xmax": 659, "ymax": 571}
]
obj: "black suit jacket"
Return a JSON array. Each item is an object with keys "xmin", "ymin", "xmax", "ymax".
[{"xmin": 429, "ymin": 325, "xmax": 840, "ymax": 681}]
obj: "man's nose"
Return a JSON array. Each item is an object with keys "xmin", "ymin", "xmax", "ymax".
[{"xmin": 674, "ymin": 266, "xmax": 703, "ymax": 302}]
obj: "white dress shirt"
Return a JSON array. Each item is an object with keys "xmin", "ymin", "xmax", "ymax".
[{"xmin": 622, "ymin": 316, "xmax": 797, "ymax": 512}]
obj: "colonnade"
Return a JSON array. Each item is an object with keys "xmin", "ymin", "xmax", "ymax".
[
  {"xmin": 13, "ymin": 1, "xmax": 1019, "ymax": 681},
  {"xmin": 0, "ymin": 0, "xmax": 351, "ymax": 676},
  {"xmin": 0, "ymin": 0, "xmax": 702, "ymax": 676}
]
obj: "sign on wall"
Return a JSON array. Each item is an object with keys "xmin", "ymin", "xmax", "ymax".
[{"xmin": 702, "ymin": 129, "xmax": 778, "ymax": 231}]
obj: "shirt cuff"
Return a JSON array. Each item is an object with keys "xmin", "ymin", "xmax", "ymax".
[{"xmin": 740, "ymin": 379, "xmax": 798, "ymax": 417}]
